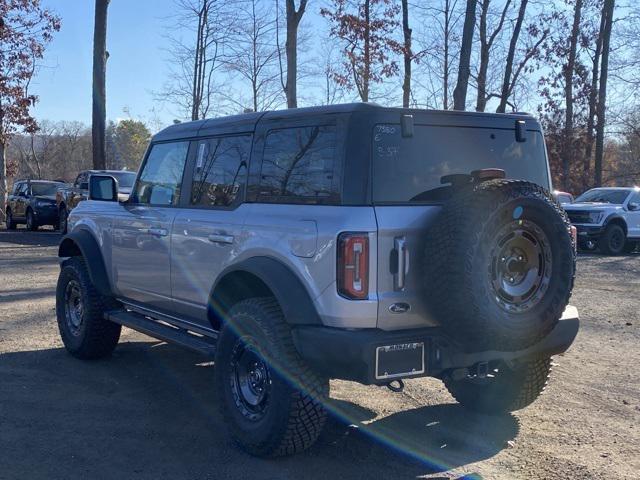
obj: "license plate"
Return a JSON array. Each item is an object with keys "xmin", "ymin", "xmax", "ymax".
[{"xmin": 375, "ymin": 342, "xmax": 425, "ymax": 380}]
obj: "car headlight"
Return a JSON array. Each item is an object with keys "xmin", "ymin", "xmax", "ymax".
[{"xmin": 588, "ymin": 211, "xmax": 605, "ymax": 224}]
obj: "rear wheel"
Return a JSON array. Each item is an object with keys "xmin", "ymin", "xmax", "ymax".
[
  {"xmin": 56, "ymin": 257, "xmax": 121, "ymax": 359},
  {"xmin": 444, "ymin": 357, "xmax": 552, "ymax": 414},
  {"xmin": 599, "ymin": 224, "xmax": 626, "ymax": 255},
  {"xmin": 26, "ymin": 209, "xmax": 38, "ymax": 231},
  {"xmin": 5, "ymin": 209, "xmax": 16, "ymax": 230},
  {"xmin": 59, "ymin": 206, "xmax": 68, "ymax": 233},
  {"xmin": 214, "ymin": 297, "xmax": 328, "ymax": 457}
]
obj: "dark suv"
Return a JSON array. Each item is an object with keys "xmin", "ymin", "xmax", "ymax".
[
  {"xmin": 55, "ymin": 104, "xmax": 579, "ymax": 457},
  {"xmin": 5, "ymin": 180, "xmax": 64, "ymax": 231}
]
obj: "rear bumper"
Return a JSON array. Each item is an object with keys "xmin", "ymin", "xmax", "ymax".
[{"xmin": 292, "ymin": 306, "xmax": 579, "ymax": 385}]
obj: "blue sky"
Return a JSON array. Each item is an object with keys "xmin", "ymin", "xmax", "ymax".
[{"xmin": 32, "ymin": 0, "xmax": 179, "ymax": 128}]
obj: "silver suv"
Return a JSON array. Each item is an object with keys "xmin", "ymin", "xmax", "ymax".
[{"xmin": 55, "ymin": 104, "xmax": 579, "ymax": 457}]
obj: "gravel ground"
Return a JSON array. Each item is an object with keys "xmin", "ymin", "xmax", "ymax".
[{"xmin": 0, "ymin": 228, "xmax": 638, "ymax": 480}]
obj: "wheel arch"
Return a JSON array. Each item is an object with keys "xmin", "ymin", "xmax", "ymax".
[
  {"xmin": 208, "ymin": 257, "xmax": 322, "ymax": 331},
  {"xmin": 58, "ymin": 229, "xmax": 112, "ymax": 296},
  {"xmin": 604, "ymin": 214, "xmax": 628, "ymax": 235}
]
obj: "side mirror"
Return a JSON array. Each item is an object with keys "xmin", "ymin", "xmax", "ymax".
[
  {"xmin": 628, "ymin": 202, "xmax": 639, "ymax": 211},
  {"xmin": 89, "ymin": 175, "xmax": 118, "ymax": 202}
]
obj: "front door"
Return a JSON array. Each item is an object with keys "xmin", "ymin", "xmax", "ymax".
[
  {"xmin": 171, "ymin": 135, "xmax": 252, "ymax": 324},
  {"xmin": 111, "ymin": 141, "xmax": 189, "ymax": 312},
  {"xmin": 627, "ymin": 191, "xmax": 640, "ymax": 238}
]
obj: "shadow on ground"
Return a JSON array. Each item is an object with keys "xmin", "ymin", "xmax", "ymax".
[
  {"xmin": 0, "ymin": 228, "xmax": 61, "ymax": 247},
  {"xmin": 0, "ymin": 341, "xmax": 517, "ymax": 479}
]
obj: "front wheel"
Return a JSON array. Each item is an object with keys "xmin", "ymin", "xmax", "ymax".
[
  {"xmin": 444, "ymin": 357, "xmax": 552, "ymax": 414},
  {"xmin": 56, "ymin": 257, "xmax": 121, "ymax": 359},
  {"xmin": 5, "ymin": 210, "xmax": 16, "ymax": 230},
  {"xmin": 214, "ymin": 297, "xmax": 328, "ymax": 457},
  {"xmin": 599, "ymin": 224, "xmax": 626, "ymax": 255},
  {"xmin": 26, "ymin": 209, "xmax": 38, "ymax": 231},
  {"xmin": 58, "ymin": 206, "xmax": 68, "ymax": 233}
]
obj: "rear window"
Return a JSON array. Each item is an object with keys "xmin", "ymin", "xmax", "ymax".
[{"xmin": 372, "ymin": 124, "xmax": 550, "ymax": 203}]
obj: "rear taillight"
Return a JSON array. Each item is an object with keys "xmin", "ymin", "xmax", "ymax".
[
  {"xmin": 337, "ymin": 233, "xmax": 369, "ymax": 300},
  {"xmin": 570, "ymin": 225, "xmax": 577, "ymax": 253}
]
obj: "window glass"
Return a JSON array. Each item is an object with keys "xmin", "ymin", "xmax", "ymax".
[
  {"xmin": 31, "ymin": 183, "xmax": 59, "ymax": 196},
  {"xmin": 372, "ymin": 125, "xmax": 550, "ymax": 203},
  {"xmin": 575, "ymin": 188, "xmax": 631, "ymax": 205},
  {"xmin": 191, "ymin": 135, "xmax": 250, "ymax": 207},
  {"xmin": 259, "ymin": 125, "xmax": 338, "ymax": 203},
  {"xmin": 19, "ymin": 183, "xmax": 29, "ymax": 195},
  {"xmin": 12, "ymin": 183, "xmax": 23, "ymax": 195},
  {"xmin": 133, "ymin": 142, "xmax": 189, "ymax": 206},
  {"xmin": 110, "ymin": 171, "xmax": 136, "ymax": 189}
]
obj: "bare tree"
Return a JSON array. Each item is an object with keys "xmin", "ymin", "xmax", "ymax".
[
  {"xmin": 475, "ymin": 0, "xmax": 511, "ymax": 112},
  {"xmin": 401, "ymin": 0, "xmax": 412, "ymax": 107},
  {"xmin": 594, "ymin": 0, "xmax": 615, "ymax": 187},
  {"xmin": 277, "ymin": 0, "xmax": 308, "ymax": 108},
  {"xmin": 496, "ymin": 0, "xmax": 527, "ymax": 112},
  {"xmin": 452, "ymin": 0, "xmax": 477, "ymax": 110},
  {"xmin": 92, "ymin": 0, "xmax": 109, "ymax": 170}
]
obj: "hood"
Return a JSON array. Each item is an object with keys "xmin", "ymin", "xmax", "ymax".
[
  {"xmin": 564, "ymin": 203, "xmax": 622, "ymax": 212},
  {"xmin": 35, "ymin": 195, "xmax": 57, "ymax": 202}
]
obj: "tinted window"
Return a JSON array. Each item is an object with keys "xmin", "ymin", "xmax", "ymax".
[
  {"xmin": 372, "ymin": 125, "xmax": 550, "ymax": 203},
  {"xmin": 133, "ymin": 142, "xmax": 189, "ymax": 206},
  {"xmin": 12, "ymin": 183, "xmax": 23, "ymax": 195},
  {"xmin": 259, "ymin": 125, "xmax": 338, "ymax": 203},
  {"xmin": 31, "ymin": 183, "xmax": 59, "ymax": 196},
  {"xmin": 110, "ymin": 172, "xmax": 136, "ymax": 189},
  {"xmin": 191, "ymin": 135, "xmax": 250, "ymax": 207},
  {"xmin": 575, "ymin": 189, "xmax": 631, "ymax": 205},
  {"xmin": 75, "ymin": 173, "xmax": 87, "ymax": 189}
]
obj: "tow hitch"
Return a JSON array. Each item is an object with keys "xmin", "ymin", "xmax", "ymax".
[{"xmin": 386, "ymin": 379, "xmax": 405, "ymax": 393}]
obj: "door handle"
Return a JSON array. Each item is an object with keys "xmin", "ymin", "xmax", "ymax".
[
  {"xmin": 142, "ymin": 227, "xmax": 168, "ymax": 237},
  {"xmin": 208, "ymin": 233, "xmax": 234, "ymax": 244},
  {"xmin": 394, "ymin": 237, "xmax": 409, "ymax": 291}
]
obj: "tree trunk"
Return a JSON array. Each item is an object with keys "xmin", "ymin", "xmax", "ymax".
[
  {"xmin": 92, "ymin": 0, "xmax": 109, "ymax": 170},
  {"xmin": 453, "ymin": 0, "xmax": 477, "ymax": 110},
  {"xmin": 562, "ymin": 0, "xmax": 583, "ymax": 191},
  {"xmin": 594, "ymin": 0, "xmax": 615, "ymax": 187},
  {"xmin": 443, "ymin": 0, "xmax": 451, "ymax": 109},
  {"xmin": 401, "ymin": 0, "xmax": 412, "ymax": 108},
  {"xmin": 285, "ymin": 0, "xmax": 307, "ymax": 109},
  {"xmin": 0, "ymin": 140, "xmax": 6, "ymax": 222},
  {"xmin": 584, "ymin": 9, "xmax": 605, "ymax": 189},
  {"xmin": 476, "ymin": 0, "xmax": 490, "ymax": 112},
  {"xmin": 497, "ymin": 0, "xmax": 528, "ymax": 113},
  {"xmin": 362, "ymin": 0, "xmax": 371, "ymax": 102}
]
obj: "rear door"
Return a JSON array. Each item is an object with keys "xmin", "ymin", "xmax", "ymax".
[
  {"xmin": 372, "ymin": 122, "xmax": 551, "ymax": 330},
  {"xmin": 111, "ymin": 141, "xmax": 189, "ymax": 311},
  {"xmin": 170, "ymin": 134, "xmax": 252, "ymax": 324}
]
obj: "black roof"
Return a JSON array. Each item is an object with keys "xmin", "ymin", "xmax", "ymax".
[
  {"xmin": 14, "ymin": 179, "xmax": 64, "ymax": 184},
  {"xmin": 152, "ymin": 102, "xmax": 539, "ymax": 142}
]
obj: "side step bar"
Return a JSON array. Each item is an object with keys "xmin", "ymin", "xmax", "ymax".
[{"xmin": 106, "ymin": 310, "xmax": 216, "ymax": 357}]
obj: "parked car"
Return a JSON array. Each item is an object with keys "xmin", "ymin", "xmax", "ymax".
[
  {"xmin": 564, "ymin": 187, "xmax": 640, "ymax": 254},
  {"xmin": 56, "ymin": 169, "xmax": 136, "ymax": 233},
  {"xmin": 55, "ymin": 104, "xmax": 579, "ymax": 457},
  {"xmin": 553, "ymin": 190, "xmax": 574, "ymax": 205},
  {"xmin": 5, "ymin": 180, "xmax": 65, "ymax": 231}
]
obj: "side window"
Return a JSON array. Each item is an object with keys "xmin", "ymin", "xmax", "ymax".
[
  {"xmin": 22, "ymin": 183, "xmax": 31, "ymax": 196},
  {"xmin": 12, "ymin": 183, "xmax": 23, "ymax": 195},
  {"xmin": 133, "ymin": 141, "xmax": 189, "ymax": 206},
  {"xmin": 259, "ymin": 125, "xmax": 339, "ymax": 204},
  {"xmin": 191, "ymin": 135, "xmax": 250, "ymax": 207}
]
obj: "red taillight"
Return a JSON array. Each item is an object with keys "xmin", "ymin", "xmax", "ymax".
[
  {"xmin": 570, "ymin": 225, "xmax": 577, "ymax": 253},
  {"xmin": 337, "ymin": 233, "xmax": 369, "ymax": 300}
]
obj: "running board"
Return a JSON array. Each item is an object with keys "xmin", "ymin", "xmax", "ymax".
[{"xmin": 106, "ymin": 310, "xmax": 216, "ymax": 357}]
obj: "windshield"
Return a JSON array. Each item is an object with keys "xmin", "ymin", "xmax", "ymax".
[
  {"xmin": 30, "ymin": 183, "xmax": 59, "ymax": 196},
  {"xmin": 109, "ymin": 172, "xmax": 136, "ymax": 189},
  {"xmin": 372, "ymin": 125, "xmax": 550, "ymax": 203},
  {"xmin": 575, "ymin": 189, "xmax": 630, "ymax": 204}
]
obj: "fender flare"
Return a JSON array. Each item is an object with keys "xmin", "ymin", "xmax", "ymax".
[
  {"xmin": 58, "ymin": 229, "xmax": 112, "ymax": 296},
  {"xmin": 603, "ymin": 213, "xmax": 628, "ymax": 234},
  {"xmin": 211, "ymin": 257, "xmax": 322, "ymax": 326}
]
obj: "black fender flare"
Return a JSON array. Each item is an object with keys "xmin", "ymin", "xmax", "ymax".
[
  {"xmin": 210, "ymin": 257, "xmax": 322, "ymax": 327},
  {"xmin": 58, "ymin": 229, "xmax": 112, "ymax": 296},
  {"xmin": 603, "ymin": 213, "xmax": 628, "ymax": 234}
]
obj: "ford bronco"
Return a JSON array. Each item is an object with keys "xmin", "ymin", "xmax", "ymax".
[{"xmin": 55, "ymin": 104, "xmax": 579, "ymax": 457}]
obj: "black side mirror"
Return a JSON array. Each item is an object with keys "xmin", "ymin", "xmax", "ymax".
[
  {"xmin": 89, "ymin": 175, "xmax": 118, "ymax": 202},
  {"xmin": 628, "ymin": 202, "xmax": 639, "ymax": 211}
]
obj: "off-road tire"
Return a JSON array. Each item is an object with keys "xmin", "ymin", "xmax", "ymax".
[
  {"xmin": 5, "ymin": 209, "xmax": 16, "ymax": 230},
  {"xmin": 59, "ymin": 205, "xmax": 68, "ymax": 234},
  {"xmin": 599, "ymin": 224, "xmax": 626, "ymax": 255},
  {"xmin": 26, "ymin": 208, "xmax": 38, "ymax": 231},
  {"xmin": 56, "ymin": 257, "xmax": 121, "ymax": 359},
  {"xmin": 214, "ymin": 297, "xmax": 328, "ymax": 457},
  {"xmin": 423, "ymin": 180, "xmax": 575, "ymax": 352},
  {"xmin": 444, "ymin": 357, "xmax": 552, "ymax": 414}
]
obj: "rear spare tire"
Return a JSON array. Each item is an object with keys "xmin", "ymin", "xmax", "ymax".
[{"xmin": 423, "ymin": 180, "xmax": 575, "ymax": 351}]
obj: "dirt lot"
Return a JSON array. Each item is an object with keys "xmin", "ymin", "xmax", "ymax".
[{"xmin": 0, "ymin": 228, "xmax": 638, "ymax": 480}]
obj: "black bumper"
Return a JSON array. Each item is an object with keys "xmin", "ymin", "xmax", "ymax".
[
  {"xmin": 292, "ymin": 306, "xmax": 580, "ymax": 385},
  {"xmin": 34, "ymin": 206, "xmax": 59, "ymax": 224},
  {"xmin": 575, "ymin": 224, "xmax": 605, "ymax": 239}
]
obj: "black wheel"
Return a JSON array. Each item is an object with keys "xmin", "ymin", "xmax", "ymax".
[
  {"xmin": 444, "ymin": 357, "xmax": 552, "ymax": 414},
  {"xmin": 26, "ymin": 208, "xmax": 38, "ymax": 231},
  {"xmin": 56, "ymin": 257, "xmax": 121, "ymax": 359},
  {"xmin": 59, "ymin": 205, "xmax": 68, "ymax": 233},
  {"xmin": 215, "ymin": 297, "xmax": 328, "ymax": 457},
  {"xmin": 599, "ymin": 224, "xmax": 626, "ymax": 255},
  {"xmin": 423, "ymin": 180, "xmax": 575, "ymax": 351},
  {"xmin": 5, "ymin": 209, "xmax": 16, "ymax": 230}
]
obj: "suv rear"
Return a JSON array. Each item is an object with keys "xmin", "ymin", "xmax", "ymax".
[{"xmin": 55, "ymin": 103, "xmax": 579, "ymax": 457}]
